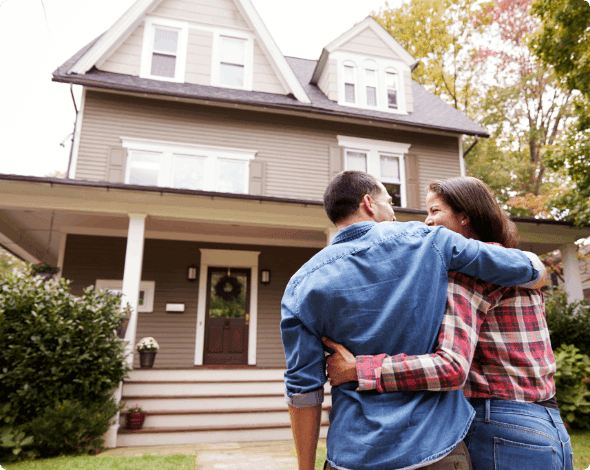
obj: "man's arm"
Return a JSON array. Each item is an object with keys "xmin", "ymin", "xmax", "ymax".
[
  {"xmin": 324, "ymin": 276, "xmax": 489, "ymax": 392},
  {"xmin": 288, "ymin": 404, "xmax": 322, "ymax": 470}
]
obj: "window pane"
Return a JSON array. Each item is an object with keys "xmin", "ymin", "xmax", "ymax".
[
  {"xmin": 217, "ymin": 159, "xmax": 246, "ymax": 194},
  {"xmin": 386, "ymin": 71, "xmax": 398, "ymax": 89},
  {"xmin": 383, "ymin": 183, "xmax": 402, "ymax": 207},
  {"xmin": 381, "ymin": 155, "xmax": 400, "ymax": 180},
  {"xmin": 151, "ymin": 53, "xmax": 176, "ymax": 78},
  {"xmin": 365, "ymin": 69, "xmax": 376, "ymax": 87},
  {"xmin": 220, "ymin": 63, "xmax": 245, "ymax": 87},
  {"xmin": 154, "ymin": 28, "xmax": 178, "ymax": 54},
  {"xmin": 221, "ymin": 36, "xmax": 246, "ymax": 65},
  {"xmin": 346, "ymin": 151, "xmax": 367, "ymax": 172},
  {"xmin": 129, "ymin": 152, "xmax": 160, "ymax": 186},
  {"xmin": 129, "ymin": 166, "xmax": 159, "ymax": 186},
  {"xmin": 344, "ymin": 65, "xmax": 355, "ymax": 83},
  {"xmin": 173, "ymin": 155, "xmax": 206, "ymax": 190},
  {"xmin": 388, "ymin": 89, "xmax": 398, "ymax": 109},
  {"xmin": 345, "ymin": 83, "xmax": 355, "ymax": 103},
  {"xmin": 367, "ymin": 86, "xmax": 377, "ymax": 106}
]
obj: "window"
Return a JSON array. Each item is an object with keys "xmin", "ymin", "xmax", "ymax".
[
  {"xmin": 346, "ymin": 150, "xmax": 367, "ymax": 171},
  {"xmin": 140, "ymin": 18, "xmax": 188, "ymax": 82},
  {"xmin": 380, "ymin": 154, "xmax": 402, "ymax": 207},
  {"xmin": 220, "ymin": 36, "xmax": 246, "ymax": 88},
  {"xmin": 344, "ymin": 65, "xmax": 356, "ymax": 103},
  {"xmin": 386, "ymin": 71, "xmax": 399, "ymax": 109},
  {"xmin": 151, "ymin": 27, "xmax": 179, "ymax": 78},
  {"xmin": 95, "ymin": 280, "xmax": 155, "ymax": 313},
  {"xmin": 365, "ymin": 69, "xmax": 377, "ymax": 107},
  {"xmin": 122, "ymin": 139, "xmax": 255, "ymax": 194}
]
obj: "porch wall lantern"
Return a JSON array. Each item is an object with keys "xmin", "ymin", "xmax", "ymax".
[
  {"xmin": 261, "ymin": 269, "xmax": 271, "ymax": 285},
  {"xmin": 187, "ymin": 265, "xmax": 198, "ymax": 281}
]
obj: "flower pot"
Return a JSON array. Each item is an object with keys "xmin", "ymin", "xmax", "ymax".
[
  {"xmin": 125, "ymin": 412, "xmax": 146, "ymax": 430},
  {"xmin": 139, "ymin": 350, "xmax": 157, "ymax": 368}
]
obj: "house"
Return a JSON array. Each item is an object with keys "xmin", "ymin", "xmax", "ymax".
[{"xmin": 1, "ymin": 0, "xmax": 589, "ymax": 448}]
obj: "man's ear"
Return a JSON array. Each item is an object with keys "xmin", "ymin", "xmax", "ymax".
[{"xmin": 362, "ymin": 194, "xmax": 375, "ymax": 216}]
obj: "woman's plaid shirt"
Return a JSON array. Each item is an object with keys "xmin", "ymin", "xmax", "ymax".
[{"xmin": 356, "ymin": 272, "xmax": 556, "ymax": 402}]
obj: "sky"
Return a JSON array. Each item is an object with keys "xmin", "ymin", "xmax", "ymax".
[{"xmin": 0, "ymin": 0, "xmax": 401, "ymax": 177}]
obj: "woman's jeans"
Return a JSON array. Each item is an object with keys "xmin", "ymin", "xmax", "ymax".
[{"xmin": 465, "ymin": 398, "xmax": 574, "ymax": 470}]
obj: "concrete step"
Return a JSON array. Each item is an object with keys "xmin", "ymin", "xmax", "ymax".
[
  {"xmin": 120, "ymin": 408, "xmax": 331, "ymax": 428},
  {"xmin": 117, "ymin": 422, "xmax": 329, "ymax": 447},
  {"xmin": 126, "ymin": 368, "xmax": 285, "ymax": 382},
  {"xmin": 122, "ymin": 380, "xmax": 287, "ymax": 397}
]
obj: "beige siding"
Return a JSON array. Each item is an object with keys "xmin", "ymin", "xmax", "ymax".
[
  {"xmin": 101, "ymin": 24, "xmax": 144, "ymax": 76},
  {"xmin": 62, "ymin": 235, "xmax": 318, "ymax": 368},
  {"xmin": 252, "ymin": 41, "xmax": 287, "ymax": 95},
  {"xmin": 152, "ymin": 0, "xmax": 251, "ymax": 31},
  {"xmin": 404, "ymin": 70, "xmax": 414, "ymax": 113},
  {"xmin": 185, "ymin": 29, "xmax": 213, "ymax": 85},
  {"xmin": 318, "ymin": 58, "xmax": 338, "ymax": 101},
  {"xmin": 338, "ymin": 27, "xmax": 400, "ymax": 60}
]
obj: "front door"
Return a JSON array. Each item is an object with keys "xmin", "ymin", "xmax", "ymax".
[{"xmin": 203, "ymin": 267, "xmax": 250, "ymax": 365}]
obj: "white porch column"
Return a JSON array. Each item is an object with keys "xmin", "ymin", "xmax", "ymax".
[
  {"xmin": 325, "ymin": 227, "xmax": 338, "ymax": 246},
  {"xmin": 561, "ymin": 243, "xmax": 584, "ymax": 303},
  {"xmin": 122, "ymin": 214, "xmax": 146, "ymax": 367}
]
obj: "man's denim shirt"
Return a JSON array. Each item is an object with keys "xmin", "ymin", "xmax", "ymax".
[{"xmin": 281, "ymin": 221, "xmax": 539, "ymax": 470}]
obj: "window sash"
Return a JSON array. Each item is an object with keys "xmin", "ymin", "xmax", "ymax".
[
  {"xmin": 380, "ymin": 154, "xmax": 401, "ymax": 183},
  {"xmin": 346, "ymin": 150, "xmax": 367, "ymax": 172},
  {"xmin": 220, "ymin": 36, "xmax": 246, "ymax": 66}
]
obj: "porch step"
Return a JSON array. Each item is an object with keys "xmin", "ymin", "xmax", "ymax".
[{"xmin": 117, "ymin": 369, "xmax": 332, "ymax": 447}]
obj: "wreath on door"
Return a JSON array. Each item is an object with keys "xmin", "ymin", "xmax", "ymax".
[{"xmin": 215, "ymin": 275, "xmax": 242, "ymax": 301}]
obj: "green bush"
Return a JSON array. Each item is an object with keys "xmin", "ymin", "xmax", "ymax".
[
  {"xmin": 544, "ymin": 290, "xmax": 590, "ymax": 357},
  {"xmin": 0, "ymin": 271, "xmax": 130, "ymax": 459},
  {"xmin": 553, "ymin": 344, "xmax": 590, "ymax": 429}
]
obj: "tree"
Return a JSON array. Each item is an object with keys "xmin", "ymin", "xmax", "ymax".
[{"xmin": 531, "ymin": 0, "xmax": 590, "ymax": 100}]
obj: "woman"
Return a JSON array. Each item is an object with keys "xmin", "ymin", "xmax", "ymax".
[{"xmin": 323, "ymin": 176, "xmax": 573, "ymax": 470}]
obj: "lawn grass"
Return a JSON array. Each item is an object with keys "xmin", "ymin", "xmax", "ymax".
[
  {"xmin": 0, "ymin": 454, "xmax": 195, "ymax": 470},
  {"xmin": 314, "ymin": 429, "xmax": 590, "ymax": 470}
]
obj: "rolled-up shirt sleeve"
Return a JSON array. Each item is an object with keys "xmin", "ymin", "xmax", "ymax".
[{"xmin": 281, "ymin": 281, "xmax": 326, "ymax": 408}]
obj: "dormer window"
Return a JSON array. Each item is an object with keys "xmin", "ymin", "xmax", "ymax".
[
  {"xmin": 140, "ymin": 18, "xmax": 188, "ymax": 83},
  {"xmin": 344, "ymin": 65, "xmax": 356, "ymax": 103},
  {"xmin": 220, "ymin": 36, "xmax": 246, "ymax": 88},
  {"xmin": 365, "ymin": 68, "xmax": 377, "ymax": 107},
  {"xmin": 386, "ymin": 70, "xmax": 399, "ymax": 110}
]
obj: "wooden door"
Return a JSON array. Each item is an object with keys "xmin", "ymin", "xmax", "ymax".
[{"xmin": 203, "ymin": 267, "xmax": 250, "ymax": 365}]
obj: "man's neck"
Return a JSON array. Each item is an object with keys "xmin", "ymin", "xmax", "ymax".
[{"xmin": 335, "ymin": 214, "xmax": 374, "ymax": 231}]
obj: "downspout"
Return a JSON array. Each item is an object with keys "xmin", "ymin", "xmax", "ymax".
[
  {"xmin": 66, "ymin": 85, "xmax": 79, "ymax": 180},
  {"xmin": 462, "ymin": 135, "xmax": 479, "ymax": 158}
]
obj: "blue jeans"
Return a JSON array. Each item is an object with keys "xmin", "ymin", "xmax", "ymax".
[{"xmin": 465, "ymin": 398, "xmax": 574, "ymax": 470}]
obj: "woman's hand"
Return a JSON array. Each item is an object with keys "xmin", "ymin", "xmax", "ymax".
[{"xmin": 322, "ymin": 337, "xmax": 358, "ymax": 386}]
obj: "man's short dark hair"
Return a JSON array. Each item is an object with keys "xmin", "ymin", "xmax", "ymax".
[{"xmin": 324, "ymin": 171, "xmax": 381, "ymax": 224}]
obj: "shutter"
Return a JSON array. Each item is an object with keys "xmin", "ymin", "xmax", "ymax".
[
  {"xmin": 106, "ymin": 147, "xmax": 127, "ymax": 183},
  {"xmin": 405, "ymin": 152, "xmax": 420, "ymax": 209},
  {"xmin": 329, "ymin": 145, "xmax": 345, "ymax": 181},
  {"xmin": 249, "ymin": 160, "xmax": 266, "ymax": 195},
  {"xmin": 404, "ymin": 70, "xmax": 414, "ymax": 113}
]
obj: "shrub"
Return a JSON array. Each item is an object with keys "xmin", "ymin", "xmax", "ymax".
[
  {"xmin": 0, "ymin": 271, "xmax": 130, "ymax": 458},
  {"xmin": 553, "ymin": 344, "xmax": 590, "ymax": 429},
  {"xmin": 544, "ymin": 290, "xmax": 590, "ymax": 357}
]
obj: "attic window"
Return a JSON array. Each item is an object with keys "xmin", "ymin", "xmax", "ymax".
[
  {"xmin": 151, "ymin": 28, "xmax": 179, "ymax": 78},
  {"xmin": 365, "ymin": 69, "xmax": 377, "ymax": 107},
  {"xmin": 220, "ymin": 36, "xmax": 246, "ymax": 88},
  {"xmin": 386, "ymin": 71, "xmax": 399, "ymax": 109},
  {"xmin": 344, "ymin": 65, "xmax": 356, "ymax": 103}
]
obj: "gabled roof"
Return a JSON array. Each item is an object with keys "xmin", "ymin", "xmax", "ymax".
[
  {"xmin": 66, "ymin": 0, "xmax": 310, "ymax": 104},
  {"xmin": 311, "ymin": 17, "xmax": 418, "ymax": 85}
]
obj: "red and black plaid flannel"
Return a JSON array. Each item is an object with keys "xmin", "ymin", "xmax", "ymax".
[{"xmin": 356, "ymin": 272, "xmax": 556, "ymax": 402}]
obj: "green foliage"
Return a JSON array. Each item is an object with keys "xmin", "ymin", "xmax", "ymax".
[
  {"xmin": 531, "ymin": 0, "xmax": 590, "ymax": 99},
  {"xmin": 28, "ymin": 399, "xmax": 121, "ymax": 457},
  {"xmin": 29, "ymin": 262, "xmax": 60, "ymax": 275},
  {"xmin": 0, "ymin": 271, "xmax": 130, "ymax": 459},
  {"xmin": 1, "ymin": 454, "xmax": 196, "ymax": 470},
  {"xmin": 544, "ymin": 290, "xmax": 590, "ymax": 357},
  {"xmin": 0, "ymin": 248, "xmax": 26, "ymax": 279},
  {"xmin": 552, "ymin": 344, "xmax": 590, "ymax": 429}
]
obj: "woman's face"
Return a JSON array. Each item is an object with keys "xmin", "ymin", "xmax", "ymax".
[{"xmin": 425, "ymin": 191, "xmax": 470, "ymax": 237}]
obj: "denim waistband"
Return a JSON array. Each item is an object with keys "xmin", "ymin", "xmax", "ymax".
[{"xmin": 468, "ymin": 397, "xmax": 559, "ymax": 411}]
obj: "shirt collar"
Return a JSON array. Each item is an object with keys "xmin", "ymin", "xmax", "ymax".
[{"xmin": 331, "ymin": 221, "xmax": 376, "ymax": 245}]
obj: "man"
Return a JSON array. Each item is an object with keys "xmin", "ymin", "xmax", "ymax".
[{"xmin": 281, "ymin": 171, "xmax": 545, "ymax": 470}]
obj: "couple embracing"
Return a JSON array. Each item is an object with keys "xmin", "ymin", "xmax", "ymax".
[{"xmin": 281, "ymin": 171, "xmax": 572, "ymax": 470}]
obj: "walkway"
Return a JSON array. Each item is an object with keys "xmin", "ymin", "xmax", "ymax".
[{"xmin": 99, "ymin": 439, "xmax": 327, "ymax": 469}]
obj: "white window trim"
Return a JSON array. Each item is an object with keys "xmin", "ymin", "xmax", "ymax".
[
  {"xmin": 195, "ymin": 249, "xmax": 260, "ymax": 366},
  {"xmin": 121, "ymin": 138, "xmax": 256, "ymax": 193},
  {"xmin": 95, "ymin": 280, "xmax": 155, "ymax": 313},
  {"xmin": 140, "ymin": 17, "xmax": 189, "ymax": 83},
  {"xmin": 333, "ymin": 51, "xmax": 408, "ymax": 114},
  {"xmin": 338, "ymin": 136, "xmax": 411, "ymax": 207},
  {"xmin": 211, "ymin": 30, "xmax": 254, "ymax": 91}
]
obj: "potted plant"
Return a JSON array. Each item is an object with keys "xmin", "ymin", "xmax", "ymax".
[
  {"xmin": 125, "ymin": 403, "xmax": 146, "ymax": 430},
  {"xmin": 29, "ymin": 262, "xmax": 60, "ymax": 280},
  {"xmin": 136, "ymin": 337, "xmax": 159, "ymax": 368}
]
